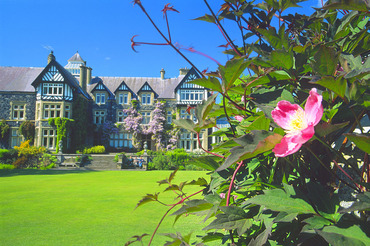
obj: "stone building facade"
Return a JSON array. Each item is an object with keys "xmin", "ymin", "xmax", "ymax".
[{"xmin": 0, "ymin": 51, "xmax": 210, "ymax": 152}]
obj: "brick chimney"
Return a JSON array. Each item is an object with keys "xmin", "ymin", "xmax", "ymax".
[{"xmin": 160, "ymin": 68, "xmax": 165, "ymax": 80}]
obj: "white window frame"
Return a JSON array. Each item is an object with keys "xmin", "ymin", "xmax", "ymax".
[
  {"xmin": 43, "ymin": 83, "xmax": 63, "ymax": 96},
  {"xmin": 141, "ymin": 111, "xmax": 151, "ymax": 124},
  {"xmin": 141, "ymin": 93, "xmax": 151, "ymax": 105},
  {"xmin": 43, "ymin": 104, "xmax": 61, "ymax": 119},
  {"xmin": 11, "ymin": 128, "xmax": 23, "ymax": 148},
  {"xmin": 12, "ymin": 104, "xmax": 25, "ymax": 120},
  {"xmin": 96, "ymin": 93, "xmax": 106, "ymax": 104},
  {"xmin": 43, "ymin": 129, "xmax": 57, "ymax": 149},
  {"xmin": 94, "ymin": 111, "xmax": 106, "ymax": 124},
  {"xmin": 180, "ymin": 90, "xmax": 204, "ymax": 102}
]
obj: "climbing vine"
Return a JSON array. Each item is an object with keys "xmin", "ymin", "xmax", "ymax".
[
  {"xmin": 123, "ymin": 105, "xmax": 143, "ymax": 149},
  {"xmin": 19, "ymin": 120, "xmax": 35, "ymax": 144},
  {"xmin": 0, "ymin": 119, "xmax": 9, "ymax": 140},
  {"xmin": 48, "ymin": 117, "xmax": 74, "ymax": 153},
  {"xmin": 71, "ymin": 95, "xmax": 91, "ymax": 151},
  {"xmin": 143, "ymin": 101, "xmax": 167, "ymax": 150}
]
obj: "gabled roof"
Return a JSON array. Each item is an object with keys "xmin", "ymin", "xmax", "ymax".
[
  {"xmin": 90, "ymin": 79, "xmax": 115, "ymax": 99},
  {"xmin": 174, "ymin": 67, "xmax": 202, "ymax": 91},
  {"xmin": 32, "ymin": 59, "xmax": 92, "ymax": 100},
  {"xmin": 88, "ymin": 75, "xmax": 185, "ymax": 99},
  {"xmin": 138, "ymin": 81, "xmax": 155, "ymax": 93},
  {"xmin": 0, "ymin": 66, "xmax": 43, "ymax": 92}
]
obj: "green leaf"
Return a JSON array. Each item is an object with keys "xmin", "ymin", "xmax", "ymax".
[
  {"xmin": 344, "ymin": 133, "xmax": 370, "ymax": 153},
  {"xmin": 204, "ymin": 206, "xmax": 252, "ymax": 236},
  {"xmin": 201, "ymin": 233, "xmax": 225, "ymax": 243},
  {"xmin": 135, "ymin": 193, "xmax": 159, "ymax": 209},
  {"xmin": 312, "ymin": 45, "xmax": 338, "ymax": 76},
  {"xmin": 219, "ymin": 57, "xmax": 249, "ymax": 92},
  {"xmin": 247, "ymin": 70, "xmax": 292, "ymax": 89},
  {"xmin": 193, "ymin": 14, "xmax": 216, "ymax": 23},
  {"xmin": 190, "ymin": 77, "xmax": 222, "ymax": 92},
  {"xmin": 274, "ymin": 211, "xmax": 298, "ymax": 222},
  {"xmin": 217, "ymin": 131, "xmax": 283, "ymax": 171},
  {"xmin": 315, "ymin": 121, "xmax": 349, "ymax": 137},
  {"xmin": 317, "ymin": 225, "xmax": 370, "ymax": 246},
  {"xmin": 314, "ymin": 76, "xmax": 347, "ymax": 98},
  {"xmin": 302, "ymin": 215, "xmax": 332, "ymax": 232},
  {"xmin": 339, "ymin": 192, "xmax": 370, "ymax": 213},
  {"xmin": 322, "ymin": 0, "xmax": 370, "ymax": 11},
  {"xmin": 190, "ymin": 156, "xmax": 220, "ymax": 171},
  {"xmin": 173, "ymin": 119, "xmax": 196, "ymax": 133},
  {"xmin": 270, "ymin": 50, "xmax": 294, "ymax": 70},
  {"xmin": 245, "ymin": 188, "xmax": 316, "ymax": 214},
  {"xmin": 241, "ymin": 115, "xmax": 271, "ymax": 131}
]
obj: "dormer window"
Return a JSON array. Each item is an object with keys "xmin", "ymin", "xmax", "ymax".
[
  {"xmin": 180, "ymin": 90, "xmax": 203, "ymax": 101},
  {"xmin": 43, "ymin": 83, "xmax": 63, "ymax": 96},
  {"xmin": 118, "ymin": 93, "xmax": 129, "ymax": 105},
  {"xmin": 96, "ymin": 93, "xmax": 106, "ymax": 104},
  {"xmin": 141, "ymin": 93, "xmax": 151, "ymax": 105}
]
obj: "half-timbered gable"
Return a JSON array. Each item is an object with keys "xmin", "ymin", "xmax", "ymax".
[{"xmin": 174, "ymin": 67, "xmax": 207, "ymax": 105}]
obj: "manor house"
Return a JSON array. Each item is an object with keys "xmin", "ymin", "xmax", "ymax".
[{"xmin": 0, "ymin": 51, "xmax": 210, "ymax": 152}]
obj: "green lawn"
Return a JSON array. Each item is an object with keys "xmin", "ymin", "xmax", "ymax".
[{"xmin": 0, "ymin": 170, "xmax": 209, "ymax": 245}]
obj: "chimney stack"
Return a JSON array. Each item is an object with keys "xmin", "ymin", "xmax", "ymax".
[
  {"xmin": 86, "ymin": 67, "xmax": 92, "ymax": 85},
  {"xmin": 179, "ymin": 67, "xmax": 189, "ymax": 76},
  {"xmin": 160, "ymin": 68, "xmax": 165, "ymax": 80},
  {"xmin": 79, "ymin": 65, "xmax": 87, "ymax": 92},
  {"xmin": 47, "ymin": 51, "xmax": 55, "ymax": 64}
]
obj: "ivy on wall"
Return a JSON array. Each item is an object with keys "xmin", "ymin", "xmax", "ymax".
[
  {"xmin": 0, "ymin": 119, "xmax": 9, "ymax": 140},
  {"xmin": 48, "ymin": 117, "xmax": 74, "ymax": 153},
  {"xmin": 71, "ymin": 95, "xmax": 92, "ymax": 151}
]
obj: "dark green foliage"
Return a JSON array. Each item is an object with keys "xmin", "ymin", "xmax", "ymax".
[
  {"xmin": 0, "ymin": 119, "xmax": 9, "ymax": 140},
  {"xmin": 147, "ymin": 149, "xmax": 191, "ymax": 170},
  {"xmin": 71, "ymin": 95, "xmax": 92, "ymax": 152},
  {"xmin": 19, "ymin": 120, "xmax": 35, "ymax": 144},
  {"xmin": 0, "ymin": 149, "xmax": 18, "ymax": 164}
]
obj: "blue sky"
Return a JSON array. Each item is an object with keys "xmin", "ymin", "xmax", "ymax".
[{"xmin": 0, "ymin": 0, "xmax": 320, "ymax": 79}]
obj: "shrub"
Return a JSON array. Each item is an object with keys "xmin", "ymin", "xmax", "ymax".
[
  {"xmin": 83, "ymin": 145, "xmax": 105, "ymax": 154},
  {"xmin": 0, "ymin": 163, "xmax": 15, "ymax": 170},
  {"xmin": 38, "ymin": 153, "xmax": 57, "ymax": 169},
  {"xmin": 0, "ymin": 149, "xmax": 9, "ymax": 159},
  {"xmin": 0, "ymin": 149, "xmax": 18, "ymax": 164},
  {"xmin": 14, "ymin": 140, "xmax": 46, "ymax": 157},
  {"xmin": 13, "ymin": 140, "xmax": 46, "ymax": 168},
  {"xmin": 12, "ymin": 156, "xmax": 28, "ymax": 169},
  {"xmin": 19, "ymin": 120, "xmax": 35, "ymax": 144}
]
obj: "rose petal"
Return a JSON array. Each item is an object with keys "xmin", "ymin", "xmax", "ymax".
[
  {"xmin": 273, "ymin": 136, "xmax": 302, "ymax": 157},
  {"xmin": 305, "ymin": 88, "xmax": 323, "ymax": 126},
  {"xmin": 271, "ymin": 101, "xmax": 301, "ymax": 130},
  {"xmin": 235, "ymin": 115, "xmax": 243, "ymax": 122},
  {"xmin": 290, "ymin": 125, "xmax": 315, "ymax": 144}
]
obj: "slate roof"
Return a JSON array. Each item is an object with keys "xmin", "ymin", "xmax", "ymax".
[
  {"xmin": 0, "ymin": 67, "xmax": 43, "ymax": 92},
  {"xmin": 88, "ymin": 75, "xmax": 186, "ymax": 99},
  {"xmin": 67, "ymin": 51, "xmax": 85, "ymax": 63}
]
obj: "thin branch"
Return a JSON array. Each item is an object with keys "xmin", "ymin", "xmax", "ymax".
[
  {"xmin": 197, "ymin": 132, "xmax": 225, "ymax": 159},
  {"xmin": 148, "ymin": 189, "xmax": 204, "ymax": 246},
  {"xmin": 135, "ymin": 3, "xmax": 204, "ymax": 77},
  {"xmin": 204, "ymin": 0, "xmax": 242, "ymax": 57}
]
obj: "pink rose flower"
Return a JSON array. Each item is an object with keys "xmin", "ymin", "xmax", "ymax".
[
  {"xmin": 271, "ymin": 88, "xmax": 323, "ymax": 157},
  {"xmin": 235, "ymin": 115, "xmax": 244, "ymax": 122}
]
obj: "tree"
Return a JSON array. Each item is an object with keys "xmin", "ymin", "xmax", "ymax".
[{"xmin": 129, "ymin": 0, "xmax": 370, "ymax": 245}]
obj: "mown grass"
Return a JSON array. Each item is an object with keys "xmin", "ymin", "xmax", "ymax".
[{"xmin": 0, "ymin": 169, "xmax": 210, "ymax": 245}]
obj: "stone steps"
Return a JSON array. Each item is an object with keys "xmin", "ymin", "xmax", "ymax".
[{"xmin": 83, "ymin": 155, "xmax": 118, "ymax": 170}]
